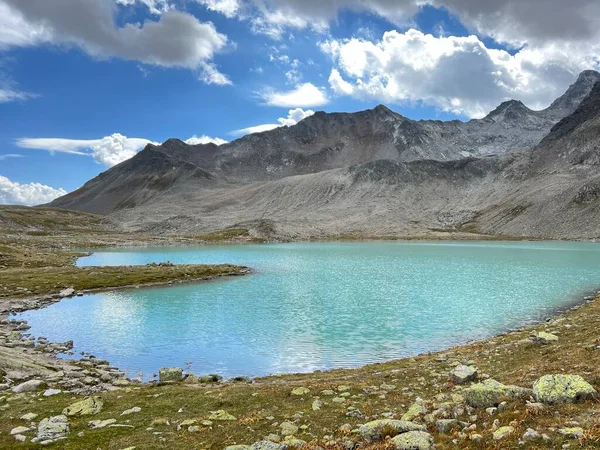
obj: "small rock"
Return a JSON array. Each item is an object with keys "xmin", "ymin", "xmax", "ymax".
[
  {"xmin": 158, "ymin": 367, "xmax": 183, "ymax": 383},
  {"xmin": 43, "ymin": 389, "xmax": 61, "ymax": 397},
  {"xmin": 88, "ymin": 419, "xmax": 117, "ymax": 429},
  {"xmin": 359, "ymin": 419, "xmax": 425, "ymax": 442},
  {"xmin": 10, "ymin": 426, "xmax": 30, "ymax": 435},
  {"xmin": 311, "ymin": 399, "xmax": 322, "ymax": 411},
  {"xmin": 531, "ymin": 332, "xmax": 559, "ymax": 345},
  {"xmin": 290, "ymin": 387, "xmax": 310, "ymax": 396},
  {"xmin": 121, "ymin": 407, "xmax": 141, "ymax": 415},
  {"xmin": 436, "ymin": 419, "xmax": 458, "ymax": 433},
  {"xmin": 493, "ymin": 426, "xmax": 514, "ymax": 440},
  {"xmin": 391, "ymin": 431, "xmax": 434, "ymax": 450},
  {"xmin": 208, "ymin": 410, "xmax": 237, "ymax": 421},
  {"xmin": 14, "ymin": 435, "xmax": 26, "ymax": 442},
  {"xmin": 224, "ymin": 446, "xmax": 251, "ymax": 450},
  {"xmin": 558, "ymin": 427, "xmax": 584, "ymax": 438},
  {"xmin": 21, "ymin": 413, "xmax": 38, "ymax": 421},
  {"xmin": 450, "ymin": 365, "xmax": 478, "ymax": 385},
  {"xmin": 402, "ymin": 400, "xmax": 428, "ymax": 421},
  {"xmin": 249, "ymin": 441, "xmax": 289, "ymax": 450},
  {"xmin": 522, "ymin": 428, "xmax": 540, "ymax": 441},
  {"xmin": 58, "ymin": 288, "xmax": 75, "ymax": 298},
  {"xmin": 280, "ymin": 421, "xmax": 298, "ymax": 436},
  {"xmin": 188, "ymin": 425, "xmax": 200, "ymax": 432}
]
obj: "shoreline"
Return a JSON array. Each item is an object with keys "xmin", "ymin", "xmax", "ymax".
[{"xmin": 3, "ymin": 258, "xmax": 599, "ymax": 388}]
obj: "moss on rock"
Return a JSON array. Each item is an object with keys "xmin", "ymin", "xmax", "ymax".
[{"xmin": 533, "ymin": 374, "xmax": 596, "ymax": 404}]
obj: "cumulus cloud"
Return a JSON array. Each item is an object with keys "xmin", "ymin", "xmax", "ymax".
[
  {"xmin": 232, "ymin": 107, "xmax": 315, "ymax": 136},
  {"xmin": 16, "ymin": 134, "xmax": 158, "ymax": 167},
  {"xmin": 185, "ymin": 135, "xmax": 228, "ymax": 145},
  {"xmin": 321, "ymin": 29, "xmax": 599, "ymax": 118},
  {"xmin": 197, "ymin": 0, "xmax": 241, "ymax": 18},
  {"xmin": 260, "ymin": 83, "xmax": 328, "ymax": 108},
  {"xmin": 0, "ymin": 0, "xmax": 231, "ymax": 84},
  {"xmin": 0, "ymin": 175, "xmax": 66, "ymax": 206}
]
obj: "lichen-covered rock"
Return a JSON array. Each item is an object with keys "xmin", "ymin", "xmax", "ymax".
[
  {"xmin": 464, "ymin": 379, "xmax": 532, "ymax": 408},
  {"xmin": 63, "ymin": 397, "xmax": 104, "ymax": 416},
  {"xmin": 88, "ymin": 419, "xmax": 116, "ymax": 429},
  {"xmin": 37, "ymin": 415, "xmax": 69, "ymax": 441},
  {"xmin": 311, "ymin": 399, "xmax": 322, "ymax": 411},
  {"xmin": 208, "ymin": 410, "xmax": 237, "ymax": 421},
  {"xmin": 249, "ymin": 441, "xmax": 289, "ymax": 450},
  {"xmin": 450, "ymin": 365, "xmax": 478, "ymax": 385},
  {"xmin": 159, "ymin": 367, "xmax": 183, "ymax": 382},
  {"xmin": 283, "ymin": 437, "xmax": 307, "ymax": 449},
  {"xmin": 493, "ymin": 426, "xmax": 514, "ymax": 440},
  {"xmin": 359, "ymin": 419, "xmax": 425, "ymax": 442},
  {"xmin": 522, "ymin": 428, "xmax": 540, "ymax": 441},
  {"xmin": 401, "ymin": 400, "xmax": 428, "ymax": 421},
  {"xmin": 533, "ymin": 375, "xmax": 596, "ymax": 404},
  {"xmin": 558, "ymin": 427, "xmax": 584, "ymax": 438},
  {"xmin": 290, "ymin": 387, "xmax": 310, "ymax": 396},
  {"xmin": 391, "ymin": 431, "xmax": 434, "ymax": 450},
  {"xmin": 224, "ymin": 446, "xmax": 251, "ymax": 450},
  {"xmin": 531, "ymin": 332, "xmax": 558, "ymax": 345},
  {"xmin": 280, "ymin": 421, "xmax": 299, "ymax": 436}
]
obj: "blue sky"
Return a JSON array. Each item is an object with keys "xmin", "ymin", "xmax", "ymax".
[{"xmin": 0, "ymin": 0, "xmax": 599, "ymax": 205}]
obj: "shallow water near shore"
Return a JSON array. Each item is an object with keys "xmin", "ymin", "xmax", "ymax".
[{"xmin": 16, "ymin": 241, "xmax": 600, "ymax": 379}]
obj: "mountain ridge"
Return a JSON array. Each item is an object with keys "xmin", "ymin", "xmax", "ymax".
[{"xmin": 48, "ymin": 71, "xmax": 600, "ymax": 240}]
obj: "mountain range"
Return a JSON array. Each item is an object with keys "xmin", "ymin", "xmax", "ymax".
[{"xmin": 49, "ymin": 70, "xmax": 600, "ymax": 240}]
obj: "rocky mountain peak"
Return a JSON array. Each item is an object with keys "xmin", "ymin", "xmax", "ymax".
[
  {"xmin": 484, "ymin": 100, "xmax": 531, "ymax": 122},
  {"xmin": 545, "ymin": 69, "xmax": 600, "ymax": 117}
]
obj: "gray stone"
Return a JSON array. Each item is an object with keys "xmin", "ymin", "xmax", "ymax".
[
  {"xmin": 121, "ymin": 406, "xmax": 141, "ymax": 415},
  {"xmin": 391, "ymin": 431, "xmax": 434, "ymax": 450},
  {"xmin": 280, "ymin": 421, "xmax": 298, "ymax": 436},
  {"xmin": 58, "ymin": 288, "xmax": 75, "ymax": 298},
  {"xmin": 522, "ymin": 428, "xmax": 540, "ymax": 441},
  {"xmin": 531, "ymin": 332, "xmax": 559, "ymax": 345},
  {"xmin": 464, "ymin": 379, "xmax": 532, "ymax": 408},
  {"xmin": 436, "ymin": 419, "xmax": 458, "ymax": 433},
  {"xmin": 249, "ymin": 441, "xmax": 289, "ymax": 450},
  {"xmin": 493, "ymin": 426, "xmax": 514, "ymax": 440},
  {"xmin": 88, "ymin": 419, "xmax": 117, "ymax": 429},
  {"xmin": 12, "ymin": 379, "xmax": 45, "ymax": 393},
  {"xmin": 558, "ymin": 427, "xmax": 584, "ymax": 438},
  {"xmin": 359, "ymin": 419, "xmax": 425, "ymax": 442},
  {"xmin": 450, "ymin": 365, "xmax": 478, "ymax": 385},
  {"xmin": 10, "ymin": 426, "xmax": 30, "ymax": 435},
  {"xmin": 20, "ymin": 413, "xmax": 38, "ymax": 421},
  {"xmin": 37, "ymin": 415, "xmax": 69, "ymax": 441},
  {"xmin": 63, "ymin": 396, "xmax": 104, "ymax": 416},
  {"xmin": 159, "ymin": 367, "xmax": 183, "ymax": 382}
]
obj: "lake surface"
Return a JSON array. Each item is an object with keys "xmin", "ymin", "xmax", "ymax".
[{"xmin": 17, "ymin": 241, "xmax": 600, "ymax": 379}]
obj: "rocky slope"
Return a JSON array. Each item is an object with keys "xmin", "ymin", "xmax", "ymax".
[{"xmin": 48, "ymin": 71, "xmax": 600, "ymax": 240}]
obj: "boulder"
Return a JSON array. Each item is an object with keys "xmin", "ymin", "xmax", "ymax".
[
  {"xmin": 464, "ymin": 379, "xmax": 532, "ymax": 408},
  {"xmin": 450, "ymin": 365, "xmax": 478, "ymax": 384},
  {"xmin": 159, "ymin": 367, "xmax": 183, "ymax": 382},
  {"xmin": 37, "ymin": 415, "xmax": 69, "ymax": 441},
  {"xmin": 58, "ymin": 288, "xmax": 75, "ymax": 298},
  {"xmin": 533, "ymin": 375, "xmax": 596, "ymax": 404},
  {"xmin": 359, "ymin": 419, "xmax": 425, "ymax": 442},
  {"xmin": 391, "ymin": 431, "xmax": 434, "ymax": 450},
  {"xmin": 63, "ymin": 396, "xmax": 104, "ymax": 416},
  {"xmin": 12, "ymin": 379, "xmax": 45, "ymax": 393}
]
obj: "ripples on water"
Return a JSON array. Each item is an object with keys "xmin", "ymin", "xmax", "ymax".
[{"xmin": 17, "ymin": 241, "xmax": 600, "ymax": 378}]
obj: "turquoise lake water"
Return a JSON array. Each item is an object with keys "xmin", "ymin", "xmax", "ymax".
[{"xmin": 16, "ymin": 241, "xmax": 600, "ymax": 379}]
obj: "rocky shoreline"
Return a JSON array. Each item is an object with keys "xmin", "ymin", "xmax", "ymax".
[{"xmin": 0, "ymin": 269, "xmax": 252, "ymax": 396}]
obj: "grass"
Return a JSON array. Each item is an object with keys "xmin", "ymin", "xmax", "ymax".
[{"xmin": 1, "ymin": 205, "xmax": 600, "ymax": 449}]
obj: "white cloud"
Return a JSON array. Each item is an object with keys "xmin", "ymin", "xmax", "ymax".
[
  {"xmin": 197, "ymin": 0, "xmax": 241, "ymax": 18},
  {"xmin": 321, "ymin": 29, "xmax": 600, "ymax": 118},
  {"xmin": 0, "ymin": 153, "xmax": 24, "ymax": 161},
  {"xmin": 185, "ymin": 135, "xmax": 228, "ymax": 145},
  {"xmin": 261, "ymin": 83, "xmax": 328, "ymax": 108},
  {"xmin": 0, "ymin": 175, "xmax": 66, "ymax": 206},
  {"xmin": 0, "ymin": 1, "xmax": 231, "ymax": 83},
  {"xmin": 16, "ymin": 133, "xmax": 158, "ymax": 167},
  {"xmin": 232, "ymin": 108, "xmax": 315, "ymax": 136},
  {"xmin": 0, "ymin": 87, "xmax": 36, "ymax": 103}
]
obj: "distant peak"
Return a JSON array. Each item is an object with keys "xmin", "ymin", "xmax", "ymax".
[
  {"xmin": 485, "ymin": 99, "xmax": 530, "ymax": 120},
  {"xmin": 576, "ymin": 69, "xmax": 600, "ymax": 83}
]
